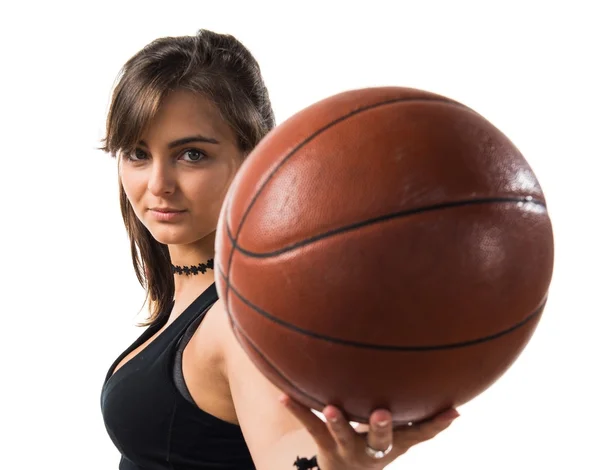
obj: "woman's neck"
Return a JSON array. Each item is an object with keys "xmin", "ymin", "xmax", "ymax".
[{"xmin": 168, "ymin": 232, "xmax": 217, "ymax": 299}]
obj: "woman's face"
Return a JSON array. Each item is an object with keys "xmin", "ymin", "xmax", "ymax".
[{"xmin": 119, "ymin": 89, "xmax": 244, "ymax": 247}]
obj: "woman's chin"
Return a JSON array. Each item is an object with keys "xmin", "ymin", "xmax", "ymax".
[
  {"xmin": 147, "ymin": 225, "xmax": 210, "ymax": 247},
  {"xmin": 148, "ymin": 227, "xmax": 196, "ymax": 246}
]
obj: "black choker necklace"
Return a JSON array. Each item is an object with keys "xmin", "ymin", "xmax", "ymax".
[{"xmin": 171, "ymin": 258, "xmax": 214, "ymax": 276}]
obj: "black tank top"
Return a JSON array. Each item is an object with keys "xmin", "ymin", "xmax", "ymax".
[{"xmin": 100, "ymin": 284, "xmax": 256, "ymax": 470}]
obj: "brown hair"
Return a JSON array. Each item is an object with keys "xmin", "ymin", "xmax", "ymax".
[{"xmin": 101, "ymin": 29, "xmax": 275, "ymax": 326}]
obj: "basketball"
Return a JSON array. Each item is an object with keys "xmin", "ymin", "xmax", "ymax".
[{"xmin": 214, "ymin": 87, "xmax": 554, "ymax": 426}]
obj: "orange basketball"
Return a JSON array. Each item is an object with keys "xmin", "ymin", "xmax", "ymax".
[{"xmin": 214, "ymin": 87, "xmax": 554, "ymax": 425}]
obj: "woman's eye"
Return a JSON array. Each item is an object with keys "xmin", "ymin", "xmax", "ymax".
[
  {"xmin": 181, "ymin": 149, "xmax": 206, "ymax": 162},
  {"xmin": 134, "ymin": 148, "xmax": 148, "ymax": 160},
  {"xmin": 124, "ymin": 148, "xmax": 148, "ymax": 161}
]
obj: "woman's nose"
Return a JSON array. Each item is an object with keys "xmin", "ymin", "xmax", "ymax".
[{"xmin": 147, "ymin": 160, "xmax": 176, "ymax": 196}]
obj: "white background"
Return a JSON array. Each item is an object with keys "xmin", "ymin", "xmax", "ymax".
[{"xmin": 1, "ymin": 1, "xmax": 598, "ymax": 469}]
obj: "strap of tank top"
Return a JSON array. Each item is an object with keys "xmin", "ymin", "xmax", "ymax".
[{"xmin": 172, "ymin": 302, "xmax": 216, "ymax": 404}]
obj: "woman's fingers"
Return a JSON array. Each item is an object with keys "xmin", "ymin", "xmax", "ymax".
[
  {"xmin": 279, "ymin": 394, "xmax": 335, "ymax": 450},
  {"xmin": 322, "ymin": 405, "xmax": 358, "ymax": 449},
  {"xmin": 365, "ymin": 409, "xmax": 394, "ymax": 457}
]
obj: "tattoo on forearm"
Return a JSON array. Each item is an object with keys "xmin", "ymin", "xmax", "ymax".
[{"xmin": 293, "ymin": 455, "xmax": 319, "ymax": 470}]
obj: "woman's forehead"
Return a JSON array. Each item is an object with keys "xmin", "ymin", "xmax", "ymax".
[{"xmin": 141, "ymin": 89, "xmax": 234, "ymax": 147}]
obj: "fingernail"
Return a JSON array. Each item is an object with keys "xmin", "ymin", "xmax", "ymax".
[{"xmin": 377, "ymin": 419, "xmax": 390, "ymax": 427}]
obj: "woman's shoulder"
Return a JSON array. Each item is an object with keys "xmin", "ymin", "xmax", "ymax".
[
  {"xmin": 206, "ymin": 298, "xmax": 238, "ymax": 358},
  {"xmin": 185, "ymin": 298, "xmax": 237, "ymax": 374},
  {"xmin": 203, "ymin": 298, "xmax": 256, "ymax": 381}
]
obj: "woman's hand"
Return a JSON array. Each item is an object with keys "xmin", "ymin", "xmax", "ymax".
[{"xmin": 280, "ymin": 394, "xmax": 459, "ymax": 470}]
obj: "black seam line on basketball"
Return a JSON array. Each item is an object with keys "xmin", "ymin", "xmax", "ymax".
[
  {"xmin": 217, "ymin": 263, "xmax": 546, "ymax": 351},
  {"xmin": 232, "ymin": 95, "xmax": 464, "ymax": 241},
  {"xmin": 224, "ymin": 96, "xmax": 464, "ymax": 309},
  {"xmin": 231, "ymin": 318, "xmax": 402, "ymax": 425},
  {"xmin": 224, "ymin": 195, "xmax": 235, "ymax": 308},
  {"xmin": 220, "ymin": 260, "xmax": 330, "ymax": 411},
  {"xmin": 226, "ymin": 197, "xmax": 546, "ymax": 258},
  {"xmin": 228, "ymin": 314, "xmax": 329, "ymax": 410}
]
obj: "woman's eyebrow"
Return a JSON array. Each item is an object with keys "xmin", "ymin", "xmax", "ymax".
[{"xmin": 138, "ymin": 134, "xmax": 220, "ymax": 149}]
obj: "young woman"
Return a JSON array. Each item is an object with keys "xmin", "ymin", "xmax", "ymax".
[{"xmin": 100, "ymin": 28, "xmax": 459, "ymax": 470}]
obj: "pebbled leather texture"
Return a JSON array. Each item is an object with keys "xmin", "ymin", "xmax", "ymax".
[{"xmin": 215, "ymin": 87, "xmax": 554, "ymax": 425}]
